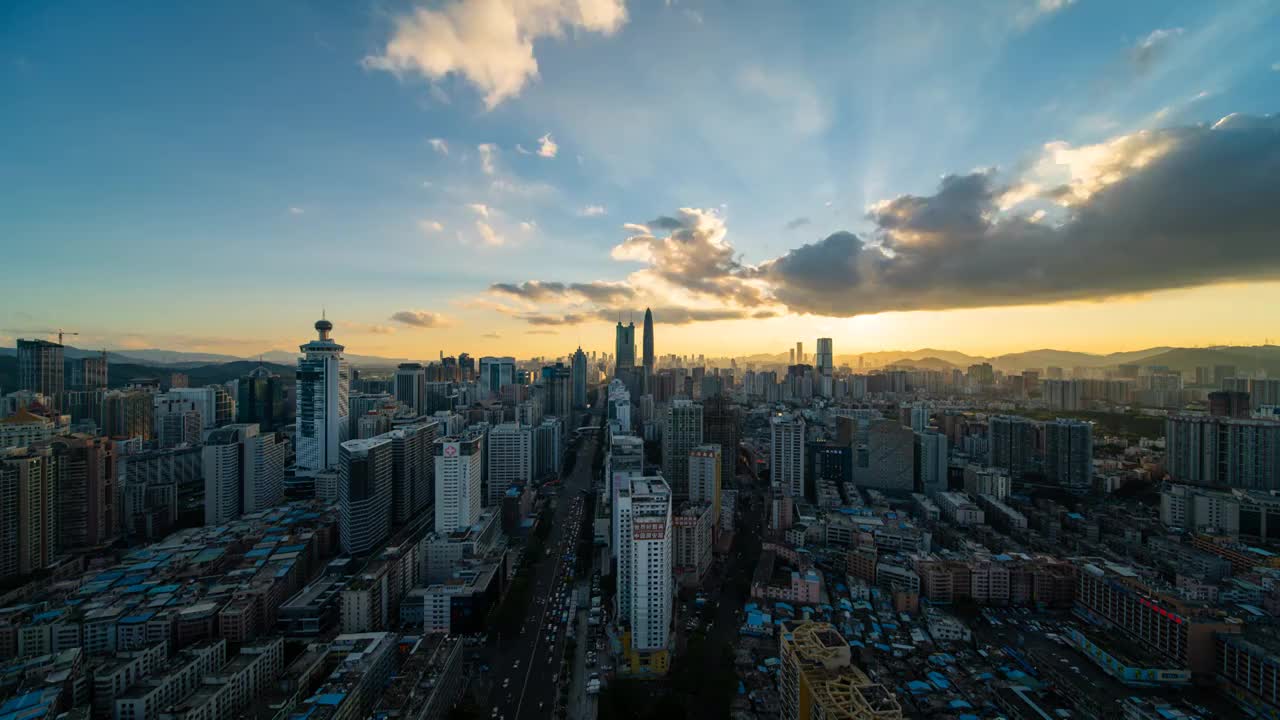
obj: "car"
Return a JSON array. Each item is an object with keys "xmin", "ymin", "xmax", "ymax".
[{"xmin": 503, "ymin": 678, "xmax": 511, "ymax": 688}]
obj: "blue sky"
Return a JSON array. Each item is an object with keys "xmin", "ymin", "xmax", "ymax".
[{"xmin": 3, "ymin": 0, "xmax": 1279, "ymax": 358}]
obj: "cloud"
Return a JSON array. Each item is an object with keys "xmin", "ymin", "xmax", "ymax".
[
  {"xmin": 1015, "ymin": 0, "xmax": 1075, "ymax": 28},
  {"xmin": 762, "ymin": 114, "xmax": 1280, "ymax": 316},
  {"xmin": 364, "ymin": 0, "xmax": 628, "ymax": 109},
  {"xmin": 478, "ymin": 143, "xmax": 498, "ymax": 174},
  {"xmin": 419, "ymin": 219, "xmax": 445, "ymax": 233},
  {"xmin": 1131, "ymin": 28, "xmax": 1184, "ymax": 73},
  {"xmin": 518, "ymin": 312, "xmax": 586, "ymax": 326},
  {"xmin": 525, "ymin": 330, "xmax": 559, "ymax": 335},
  {"xmin": 490, "ymin": 280, "xmax": 635, "ymax": 304},
  {"xmin": 511, "ymin": 306, "xmax": 768, "ymax": 326},
  {"xmin": 784, "ymin": 217, "xmax": 810, "ymax": 230},
  {"xmin": 578, "ymin": 205, "xmax": 607, "ymax": 217},
  {"xmin": 289, "ymin": 207, "xmax": 305, "ymax": 215},
  {"xmin": 515, "ymin": 144, "xmax": 532, "ymax": 154},
  {"xmin": 390, "ymin": 310, "xmax": 450, "ymax": 328},
  {"xmin": 622, "ymin": 223, "xmax": 650, "ymax": 234},
  {"xmin": 466, "ymin": 203, "xmax": 492, "ymax": 217},
  {"xmin": 481, "ymin": 332, "xmax": 502, "ymax": 339},
  {"xmin": 537, "ymin": 132, "xmax": 558, "ymax": 158},
  {"xmin": 366, "ymin": 325, "xmax": 398, "ymax": 335},
  {"xmin": 520, "ymin": 221, "xmax": 537, "ymax": 232},
  {"xmin": 737, "ymin": 66, "xmax": 829, "ymax": 136},
  {"xmin": 1272, "ymin": 62, "xmax": 1280, "ymax": 72},
  {"xmin": 476, "ymin": 220, "xmax": 505, "ymax": 246},
  {"xmin": 428, "ymin": 138, "xmax": 449, "ymax": 155}
]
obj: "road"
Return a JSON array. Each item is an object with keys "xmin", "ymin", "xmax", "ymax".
[{"xmin": 485, "ymin": 410, "xmax": 599, "ymax": 720}]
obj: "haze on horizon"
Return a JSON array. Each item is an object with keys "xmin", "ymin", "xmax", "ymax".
[{"xmin": 4, "ymin": 0, "xmax": 1279, "ymax": 359}]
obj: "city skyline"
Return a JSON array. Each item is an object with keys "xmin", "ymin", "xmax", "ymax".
[{"xmin": 5, "ymin": 1, "xmax": 1280, "ymax": 357}]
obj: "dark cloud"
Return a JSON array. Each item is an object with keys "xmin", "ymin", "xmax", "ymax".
[
  {"xmin": 784, "ymin": 217, "xmax": 811, "ymax": 230},
  {"xmin": 490, "ymin": 280, "xmax": 634, "ymax": 304},
  {"xmin": 613, "ymin": 208, "xmax": 766, "ymax": 305},
  {"xmin": 1131, "ymin": 27, "xmax": 1183, "ymax": 73},
  {"xmin": 763, "ymin": 114, "xmax": 1280, "ymax": 316},
  {"xmin": 516, "ymin": 312, "xmax": 587, "ymax": 326},
  {"xmin": 648, "ymin": 215, "xmax": 684, "ymax": 230},
  {"xmin": 390, "ymin": 310, "xmax": 448, "ymax": 328}
]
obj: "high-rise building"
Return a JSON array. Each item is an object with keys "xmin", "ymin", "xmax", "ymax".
[
  {"xmin": 533, "ymin": 417, "xmax": 563, "ymax": 479},
  {"xmin": 1209, "ymin": 390, "xmax": 1251, "ymax": 419},
  {"xmin": 795, "ymin": 341, "xmax": 804, "ymax": 365},
  {"xmin": 71, "ymin": 352, "xmax": 108, "ymax": 390},
  {"xmin": 1043, "ymin": 419, "xmax": 1093, "ymax": 491},
  {"xmin": 541, "ymin": 363, "xmax": 573, "ymax": 419},
  {"xmin": 339, "ymin": 437, "xmax": 394, "ymax": 556},
  {"xmin": 702, "ymin": 394, "xmax": 740, "ymax": 483},
  {"xmin": 0, "ymin": 445, "xmax": 60, "ymax": 579},
  {"xmin": 642, "ymin": 308, "xmax": 655, "ymax": 394},
  {"xmin": 615, "ymin": 476, "xmax": 672, "ymax": 672},
  {"xmin": 1166, "ymin": 415, "xmax": 1280, "ymax": 489},
  {"xmin": 478, "ymin": 357, "xmax": 515, "ymax": 400},
  {"xmin": 661, "ymin": 399, "xmax": 703, "ymax": 498},
  {"xmin": 914, "ymin": 430, "xmax": 948, "ymax": 496},
  {"xmin": 237, "ymin": 364, "xmax": 287, "ymax": 432},
  {"xmin": 815, "ymin": 338, "xmax": 833, "ymax": 397},
  {"xmin": 770, "ymin": 414, "xmax": 806, "ymax": 499},
  {"xmin": 779, "ymin": 622, "xmax": 901, "ymax": 720},
  {"xmin": 988, "ymin": 415, "xmax": 1038, "ymax": 479},
  {"xmin": 606, "ymin": 434, "xmax": 644, "ymax": 501},
  {"xmin": 688, "ymin": 444, "xmax": 722, "ymax": 529},
  {"xmin": 394, "ymin": 363, "xmax": 427, "ymax": 414},
  {"xmin": 203, "ymin": 423, "xmax": 287, "ymax": 525},
  {"xmin": 46, "ymin": 434, "xmax": 116, "ymax": 549},
  {"xmin": 486, "ymin": 423, "xmax": 532, "ymax": 505},
  {"xmin": 615, "ymin": 321, "xmax": 636, "ymax": 374},
  {"xmin": 103, "ymin": 390, "xmax": 153, "ymax": 440},
  {"xmin": 571, "ymin": 347, "xmax": 588, "ymax": 409},
  {"xmin": 434, "ymin": 435, "xmax": 482, "ymax": 533},
  {"xmin": 296, "ymin": 316, "xmax": 350, "ymax": 471},
  {"xmin": 853, "ymin": 419, "xmax": 914, "ymax": 492},
  {"xmin": 383, "ymin": 420, "xmax": 438, "ymax": 527},
  {"xmin": 17, "ymin": 340, "xmax": 64, "ymax": 409}
]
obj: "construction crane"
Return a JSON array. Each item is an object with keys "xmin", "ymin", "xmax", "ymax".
[{"xmin": 38, "ymin": 329, "xmax": 80, "ymax": 345}]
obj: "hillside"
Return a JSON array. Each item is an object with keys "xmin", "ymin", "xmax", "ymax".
[{"xmin": 0, "ymin": 357, "xmax": 294, "ymax": 393}]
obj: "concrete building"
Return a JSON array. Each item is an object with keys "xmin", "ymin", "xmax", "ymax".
[
  {"xmin": 202, "ymin": 423, "xmax": 287, "ymax": 525},
  {"xmin": 0, "ymin": 445, "xmax": 59, "ymax": 579},
  {"xmin": 771, "ymin": 413, "xmax": 806, "ymax": 499},
  {"xmin": 296, "ymin": 317, "xmax": 351, "ymax": 472},
  {"xmin": 478, "ymin": 357, "xmax": 515, "ymax": 400},
  {"xmin": 1044, "ymin": 418, "xmax": 1093, "ymax": 491},
  {"xmin": 434, "ymin": 435, "xmax": 482, "ymax": 534},
  {"xmin": 1166, "ymin": 414, "xmax": 1280, "ymax": 489},
  {"xmin": 16, "ymin": 339, "xmax": 64, "ymax": 409},
  {"xmin": 485, "ymin": 423, "xmax": 532, "ymax": 506},
  {"xmin": 853, "ymin": 420, "xmax": 914, "ymax": 493},
  {"xmin": 672, "ymin": 501, "xmax": 713, "ymax": 584},
  {"xmin": 394, "ymin": 363, "xmax": 427, "ymax": 414},
  {"xmin": 687, "ymin": 444, "xmax": 721, "ymax": 528},
  {"xmin": 619, "ymin": 476, "xmax": 672, "ymax": 675},
  {"xmin": 383, "ymin": 420, "xmax": 438, "ymax": 527},
  {"xmin": 778, "ymin": 622, "xmax": 901, "ymax": 720},
  {"xmin": 338, "ymin": 437, "xmax": 393, "ymax": 556},
  {"xmin": 661, "ymin": 399, "xmax": 703, "ymax": 498},
  {"xmin": 935, "ymin": 492, "xmax": 985, "ymax": 526},
  {"xmin": 914, "ymin": 430, "xmax": 948, "ymax": 496}
]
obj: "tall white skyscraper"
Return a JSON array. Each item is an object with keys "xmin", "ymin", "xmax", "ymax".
[
  {"xmin": 770, "ymin": 414, "xmax": 806, "ymax": 499},
  {"xmin": 296, "ymin": 317, "xmax": 350, "ymax": 471},
  {"xmin": 613, "ymin": 476, "xmax": 672, "ymax": 657},
  {"xmin": 486, "ymin": 423, "xmax": 532, "ymax": 505},
  {"xmin": 434, "ymin": 435, "xmax": 482, "ymax": 533},
  {"xmin": 338, "ymin": 437, "xmax": 393, "ymax": 555},
  {"xmin": 203, "ymin": 423, "xmax": 286, "ymax": 525}
]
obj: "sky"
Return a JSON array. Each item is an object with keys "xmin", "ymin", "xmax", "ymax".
[{"xmin": 2, "ymin": 0, "xmax": 1279, "ymax": 360}]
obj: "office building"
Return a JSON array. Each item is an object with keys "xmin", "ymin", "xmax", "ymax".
[
  {"xmin": 236, "ymin": 364, "xmax": 286, "ymax": 432},
  {"xmin": 1209, "ymin": 390, "xmax": 1251, "ymax": 419},
  {"xmin": 296, "ymin": 316, "xmax": 350, "ymax": 471},
  {"xmin": 486, "ymin": 423, "xmax": 532, "ymax": 505},
  {"xmin": 46, "ymin": 433, "xmax": 116, "ymax": 549},
  {"xmin": 1043, "ymin": 419, "xmax": 1093, "ymax": 491},
  {"xmin": 103, "ymin": 390, "xmax": 154, "ymax": 440},
  {"xmin": 815, "ymin": 338, "xmax": 833, "ymax": 397},
  {"xmin": 203, "ymin": 424, "xmax": 287, "ymax": 525},
  {"xmin": 1166, "ymin": 414, "xmax": 1280, "ymax": 489},
  {"xmin": 435, "ymin": 435, "xmax": 482, "ymax": 533},
  {"xmin": 394, "ymin": 363, "xmax": 427, "ymax": 414},
  {"xmin": 571, "ymin": 347, "xmax": 588, "ymax": 408},
  {"xmin": 338, "ymin": 438, "xmax": 394, "ymax": 556},
  {"xmin": 478, "ymin": 357, "xmax": 515, "ymax": 400},
  {"xmin": 615, "ymin": 321, "xmax": 636, "ymax": 373},
  {"xmin": 853, "ymin": 419, "xmax": 915, "ymax": 492},
  {"xmin": 779, "ymin": 622, "xmax": 901, "ymax": 720},
  {"xmin": 71, "ymin": 352, "xmax": 109, "ymax": 390},
  {"xmin": 771, "ymin": 414, "xmax": 806, "ymax": 499},
  {"xmin": 0, "ymin": 445, "xmax": 59, "ymax": 579},
  {"xmin": 17, "ymin": 339, "xmax": 64, "ymax": 408},
  {"xmin": 383, "ymin": 420, "xmax": 438, "ymax": 527},
  {"xmin": 914, "ymin": 430, "xmax": 948, "ymax": 496},
  {"xmin": 642, "ymin": 308, "xmax": 655, "ymax": 394},
  {"xmin": 988, "ymin": 415, "xmax": 1038, "ymax": 480},
  {"xmin": 702, "ymin": 394, "xmax": 740, "ymax": 483},
  {"xmin": 661, "ymin": 399, "xmax": 703, "ymax": 498},
  {"xmin": 533, "ymin": 417, "xmax": 563, "ymax": 479}
]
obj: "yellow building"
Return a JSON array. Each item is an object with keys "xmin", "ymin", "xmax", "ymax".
[{"xmin": 779, "ymin": 622, "xmax": 902, "ymax": 720}]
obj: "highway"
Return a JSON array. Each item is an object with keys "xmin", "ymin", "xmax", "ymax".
[{"xmin": 485, "ymin": 411, "xmax": 598, "ymax": 720}]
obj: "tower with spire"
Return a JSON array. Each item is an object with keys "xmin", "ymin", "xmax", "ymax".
[
  {"xmin": 295, "ymin": 314, "xmax": 350, "ymax": 471},
  {"xmin": 642, "ymin": 307, "xmax": 655, "ymax": 395}
]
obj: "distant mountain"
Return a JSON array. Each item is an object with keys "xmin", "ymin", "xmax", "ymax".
[{"xmin": 1131, "ymin": 346, "xmax": 1280, "ymax": 378}]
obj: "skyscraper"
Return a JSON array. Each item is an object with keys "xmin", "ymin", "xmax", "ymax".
[
  {"xmin": 1043, "ymin": 419, "xmax": 1093, "ymax": 491},
  {"xmin": 71, "ymin": 352, "xmax": 108, "ymax": 390},
  {"xmin": 47, "ymin": 434, "xmax": 116, "ymax": 549},
  {"xmin": 571, "ymin": 347, "xmax": 588, "ymax": 408},
  {"xmin": 795, "ymin": 341, "xmax": 804, "ymax": 365},
  {"xmin": 988, "ymin": 415, "xmax": 1038, "ymax": 480},
  {"xmin": 1166, "ymin": 414, "xmax": 1280, "ymax": 489},
  {"xmin": 237, "ymin": 364, "xmax": 287, "ymax": 432},
  {"xmin": 394, "ymin": 363, "xmax": 427, "ymax": 414},
  {"xmin": 702, "ymin": 394, "xmax": 740, "ymax": 483},
  {"xmin": 203, "ymin": 423, "xmax": 287, "ymax": 525},
  {"xmin": 339, "ymin": 437, "xmax": 394, "ymax": 555},
  {"xmin": 661, "ymin": 399, "xmax": 703, "ymax": 498},
  {"xmin": 815, "ymin": 338, "xmax": 833, "ymax": 397},
  {"xmin": 296, "ymin": 316, "xmax": 350, "ymax": 471},
  {"xmin": 17, "ymin": 339, "xmax": 64, "ymax": 408},
  {"xmin": 434, "ymin": 435, "xmax": 482, "ymax": 533},
  {"xmin": 541, "ymin": 363, "xmax": 573, "ymax": 419},
  {"xmin": 642, "ymin": 308, "xmax": 655, "ymax": 393},
  {"xmin": 771, "ymin": 414, "xmax": 806, "ymax": 499},
  {"xmin": 914, "ymin": 430, "xmax": 948, "ymax": 496},
  {"xmin": 614, "ymin": 476, "xmax": 673, "ymax": 672},
  {"xmin": 479, "ymin": 356, "xmax": 515, "ymax": 399},
  {"xmin": 383, "ymin": 420, "xmax": 437, "ymax": 527},
  {"xmin": 688, "ymin": 444, "xmax": 722, "ymax": 528},
  {"xmin": 486, "ymin": 423, "xmax": 532, "ymax": 505},
  {"xmin": 0, "ymin": 445, "xmax": 59, "ymax": 580},
  {"xmin": 615, "ymin": 320, "xmax": 636, "ymax": 374}
]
